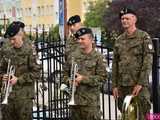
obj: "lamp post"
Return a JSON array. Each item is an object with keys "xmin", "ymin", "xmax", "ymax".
[{"xmin": 59, "ymin": 0, "xmax": 68, "ymax": 41}]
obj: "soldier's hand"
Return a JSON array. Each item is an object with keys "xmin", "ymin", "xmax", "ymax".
[
  {"xmin": 132, "ymin": 84, "xmax": 142, "ymax": 96},
  {"xmin": 10, "ymin": 75, "xmax": 18, "ymax": 85},
  {"xmin": 75, "ymin": 73, "xmax": 85, "ymax": 86},
  {"xmin": 2, "ymin": 74, "xmax": 8, "ymax": 81},
  {"xmin": 113, "ymin": 87, "xmax": 119, "ymax": 99},
  {"xmin": 70, "ymin": 80, "xmax": 79, "ymax": 87}
]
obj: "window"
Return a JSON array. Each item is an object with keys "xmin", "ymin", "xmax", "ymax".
[
  {"xmin": 49, "ymin": 5, "xmax": 53, "ymax": 15},
  {"xmin": 46, "ymin": 5, "xmax": 49, "ymax": 15},
  {"xmin": 28, "ymin": 7, "xmax": 32, "ymax": 16},
  {"xmin": 41, "ymin": 6, "xmax": 44, "ymax": 16},
  {"xmin": 20, "ymin": 8, "xmax": 23, "ymax": 16},
  {"xmin": 37, "ymin": 6, "xmax": 41, "ymax": 16}
]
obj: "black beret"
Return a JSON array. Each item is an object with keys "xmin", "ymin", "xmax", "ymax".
[
  {"xmin": 74, "ymin": 28, "xmax": 93, "ymax": 38},
  {"xmin": 119, "ymin": 7, "xmax": 136, "ymax": 18},
  {"xmin": 67, "ymin": 15, "xmax": 81, "ymax": 26},
  {"xmin": 4, "ymin": 21, "xmax": 25, "ymax": 38}
]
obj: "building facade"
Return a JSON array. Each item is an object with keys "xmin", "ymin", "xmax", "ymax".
[
  {"xmin": 67, "ymin": 0, "xmax": 98, "ymax": 21},
  {"xmin": 0, "ymin": 0, "xmax": 98, "ymax": 32},
  {"xmin": 0, "ymin": 0, "xmax": 58, "ymax": 32}
]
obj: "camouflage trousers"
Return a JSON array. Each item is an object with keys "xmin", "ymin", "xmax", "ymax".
[
  {"xmin": 70, "ymin": 105, "xmax": 101, "ymax": 120},
  {"xmin": 117, "ymin": 86, "xmax": 151, "ymax": 120},
  {"xmin": 1, "ymin": 98, "xmax": 32, "ymax": 120}
]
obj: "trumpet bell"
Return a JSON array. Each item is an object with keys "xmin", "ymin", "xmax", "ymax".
[{"xmin": 1, "ymin": 96, "xmax": 8, "ymax": 105}]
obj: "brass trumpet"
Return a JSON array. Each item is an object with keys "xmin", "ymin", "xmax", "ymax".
[
  {"xmin": 68, "ymin": 63, "xmax": 78, "ymax": 105},
  {"xmin": 60, "ymin": 57, "xmax": 78, "ymax": 106},
  {"xmin": 1, "ymin": 59, "xmax": 15, "ymax": 105}
]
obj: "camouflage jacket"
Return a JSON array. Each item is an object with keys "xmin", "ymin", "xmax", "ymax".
[
  {"xmin": 65, "ymin": 34, "xmax": 81, "ymax": 61},
  {"xmin": 63, "ymin": 49, "xmax": 107, "ymax": 106},
  {"xmin": 112, "ymin": 29, "xmax": 154, "ymax": 88},
  {"xmin": 0, "ymin": 39, "xmax": 41, "ymax": 99}
]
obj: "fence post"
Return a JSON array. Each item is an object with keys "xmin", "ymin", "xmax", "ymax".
[{"xmin": 152, "ymin": 38, "xmax": 160, "ymax": 113}]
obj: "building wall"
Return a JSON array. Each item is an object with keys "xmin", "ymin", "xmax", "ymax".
[
  {"xmin": 21, "ymin": 0, "xmax": 58, "ymax": 31},
  {"xmin": 67, "ymin": 0, "xmax": 98, "ymax": 22},
  {"xmin": 0, "ymin": 0, "xmax": 99, "ymax": 31},
  {"xmin": 67, "ymin": 0, "xmax": 82, "ymax": 20}
]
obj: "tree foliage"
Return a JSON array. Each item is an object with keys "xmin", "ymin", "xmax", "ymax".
[
  {"xmin": 84, "ymin": 0, "xmax": 111, "ymax": 28},
  {"xmin": 84, "ymin": 0, "xmax": 115, "ymax": 47},
  {"xmin": 103, "ymin": 0, "xmax": 160, "ymax": 38},
  {"xmin": 49, "ymin": 24, "xmax": 59, "ymax": 41},
  {"xmin": 84, "ymin": 0, "xmax": 160, "ymax": 48}
]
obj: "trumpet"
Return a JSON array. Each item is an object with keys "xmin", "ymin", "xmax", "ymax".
[
  {"xmin": 1, "ymin": 59, "xmax": 15, "ymax": 105},
  {"xmin": 60, "ymin": 57, "xmax": 78, "ymax": 105},
  {"xmin": 68, "ymin": 63, "xmax": 78, "ymax": 106}
]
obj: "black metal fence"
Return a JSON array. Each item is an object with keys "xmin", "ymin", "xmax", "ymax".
[
  {"xmin": 30, "ymin": 27, "xmax": 160, "ymax": 120},
  {"xmin": 152, "ymin": 38, "xmax": 160, "ymax": 113}
]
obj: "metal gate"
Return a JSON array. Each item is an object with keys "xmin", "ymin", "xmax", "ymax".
[
  {"xmin": 32, "ymin": 27, "xmax": 69, "ymax": 119},
  {"xmin": 31, "ymin": 27, "xmax": 118, "ymax": 120},
  {"xmin": 152, "ymin": 38, "xmax": 160, "ymax": 113}
]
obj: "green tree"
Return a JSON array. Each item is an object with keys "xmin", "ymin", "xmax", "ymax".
[
  {"xmin": 85, "ymin": 0, "xmax": 160, "ymax": 48},
  {"xmin": 37, "ymin": 24, "xmax": 60, "ymax": 42},
  {"xmin": 49, "ymin": 24, "xmax": 59, "ymax": 41},
  {"xmin": 0, "ymin": 24, "xmax": 4, "ymax": 36},
  {"xmin": 103, "ymin": 0, "xmax": 160, "ymax": 38},
  {"xmin": 84, "ymin": 0, "xmax": 111, "ymax": 28},
  {"xmin": 84, "ymin": 0, "xmax": 116, "ymax": 48}
]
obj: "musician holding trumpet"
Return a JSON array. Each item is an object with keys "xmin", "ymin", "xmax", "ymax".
[
  {"xmin": 2, "ymin": 69, "xmax": 17, "ymax": 85},
  {"xmin": 62, "ymin": 28, "xmax": 107, "ymax": 120},
  {"xmin": 0, "ymin": 21, "xmax": 40, "ymax": 120}
]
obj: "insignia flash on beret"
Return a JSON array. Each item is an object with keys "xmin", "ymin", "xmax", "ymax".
[
  {"xmin": 119, "ymin": 7, "xmax": 136, "ymax": 18},
  {"xmin": 148, "ymin": 44, "xmax": 153, "ymax": 50},
  {"xmin": 120, "ymin": 10, "xmax": 124, "ymax": 14},
  {"xmin": 74, "ymin": 28, "xmax": 93, "ymax": 38},
  {"xmin": 67, "ymin": 15, "xmax": 81, "ymax": 26},
  {"xmin": 4, "ymin": 21, "xmax": 25, "ymax": 38}
]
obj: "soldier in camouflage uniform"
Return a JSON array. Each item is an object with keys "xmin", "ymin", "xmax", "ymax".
[
  {"xmin": 0, "ymin": 21, "xmax": 40, "ymax": 120},
  {"xmin": 112, "ymin": 7, "xmax": 154, "ymax": 120},
  {"xmin": 65, "ymin": 15, "xmax": 82, "ymax": 61},
  {"xmin": 62, "ymin": 15, "xmax": 83, "ymax": 93},
  {"xmin": 63, "ymin": 28, "xmax": 107, "ymax": 120}
]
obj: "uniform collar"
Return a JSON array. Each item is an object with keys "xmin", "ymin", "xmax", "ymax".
[
  {"xmin": 81, "ymin": 48, "xmax": 96, "ymax": 56},
  {"xmin": 124, "ymin": 29, "xmax": 139, "ymax": 39}
]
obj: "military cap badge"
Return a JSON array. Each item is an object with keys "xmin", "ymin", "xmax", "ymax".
[
  {"xmin": 119, "ymin": 7, "xmax": 136, "ymax": 18},
  {"xmin": 67, "ymin": 15, "xmax": 81, "ymax": 25},
  {"xmin": 4, "ymin": 21, "xmax": 25, "ymax": 38},
  {"xmin": 74, "ymin": 27, "xmax": 93, "ymax": 38}
]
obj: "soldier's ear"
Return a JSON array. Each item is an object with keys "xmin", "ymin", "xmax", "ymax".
[
  {"xmin": 133, "ymin": 15, "xmax": 137, "ymax": 23},
  {"xmin": 18, "ymin": 29, "xmax": 25, "ymax": 37}
]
